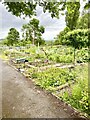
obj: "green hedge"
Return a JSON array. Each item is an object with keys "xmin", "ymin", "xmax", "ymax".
[{"xmin": 62, "ymin": 29, "xmax": 89, "ymax": 49}]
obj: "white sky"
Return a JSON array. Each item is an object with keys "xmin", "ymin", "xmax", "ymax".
[
  {"xmin": 0, "ymin": 2, "xmax": 66, "ymax": 40},
  {"xmin": 0, "ymin": 1, "xmax": 86, "ymax": 40}
]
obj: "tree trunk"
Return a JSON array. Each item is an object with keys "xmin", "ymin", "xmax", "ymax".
[
  {"xmin": 88, "ymin": 8, "xmax": 90, "ymax": 103},
  {"xmin": 74, "ymin": 47, "xmax": 76, "ymax": 65},
  {"xmin": 32, "ymin": 31, "xmax": 35, "ymax": 45}
]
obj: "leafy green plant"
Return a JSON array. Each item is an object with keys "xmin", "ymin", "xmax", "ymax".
[
  {"xmin": 63, "ymin": 29, "xmax": 89, "ymax": 48},
  {"xmin": 32, "ymin": 67, "xmax": 76, "ymax": 90},
  {"xmin": 60, "ymin": 64, "xmax": 90, "ymax": 115}
]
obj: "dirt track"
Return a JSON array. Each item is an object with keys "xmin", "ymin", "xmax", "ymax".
[{"xmin": 0, "ymin": 59, "xmax": 80, "ymax": 118}]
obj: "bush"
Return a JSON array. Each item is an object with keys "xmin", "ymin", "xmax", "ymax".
[
  {"xmin": 54, "ymin": 27, "xmax": 70, "ymax": 45},
  {"xmin": 63, "ymin": 29, "xmax": 89, "ymax": 49}
]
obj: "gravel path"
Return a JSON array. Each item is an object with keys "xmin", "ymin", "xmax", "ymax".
[{"xmin": 0, "ymin": 59, "xmax": 79, "ymax": 118}]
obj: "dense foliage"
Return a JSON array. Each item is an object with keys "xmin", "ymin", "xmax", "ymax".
[
  {"xmin": 55, "ymin": 29, "xmax": 89, "ymax": 49},
  {"xmin": 5, "ymin": 28, "xmax": 20, "ymax": 46},
  {"xmin": 54, "ymin": 27, "xmax": 70, "ymax": 45},
  {"xmin": 76, "ymin": 13, "xmax": 89, "ymax": 29},
  {"xmin": 3, "ymin": 1, "xmax": 66, "ymax": 18},
  {"xmin": 21, "ymin": 18, "xmax": 45, "ymax": 45},
  {"xmin": 59, "ymin": 64, "xmax": 89, "ymax": 115},
  {"xmin": 3, "ymin": 1, "xmax": 90, "ymax": 20},
  {"xmin": 65, "ymin": 2, "xmax": 80, "ymax": 30},
  {"xmin": 32, "ymin": 67, "xmax": 76, "ymax": 90},
  {"xmin": 63, "ymin": 29, "xmax": 89, "ymax": 49}
]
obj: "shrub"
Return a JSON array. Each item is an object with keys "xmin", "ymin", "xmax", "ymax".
[{"xmin": 63, "ymin": 29, "xmax": 89, "ymax": 49}]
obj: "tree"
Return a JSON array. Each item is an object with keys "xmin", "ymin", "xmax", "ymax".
[
  {"xmin": 3, "ymin": 1, "xmax": 64, "ymax": 18},
  {"xmin": 63, "ymin": 29, "xmax": 89, "ymax": 64},
  {"xmin": 76, "ymin": 13, "xmax": 89, "ymax": 29},
  {"xmin": 65, "ymin": 2, "xmax": 80, "ymax": 30},
  {"xmin": 6, "ymin": 28, "xmax": 20, "ymax": 46},
  {"xmin": 21, "ymin": 24, "xmax": 32, "ymax": 41},
  {"xmin": 3, "ymin": 1, "xmax": 89, "ymax": 19},
  {"xmin": 21, "ymin": 18, "xmax": 45, "ymax": 45},
  {"xmin": 3, "ymin": 1, "xmax": 90, "ymax": 27},
  {"xmin": 54, "ymin": 27, "xmax": 70, "ymax": 45}
]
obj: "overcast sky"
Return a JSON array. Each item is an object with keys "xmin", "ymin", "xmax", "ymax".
[
  {"xmin": 0, "ymin": 1, "xmax": 86, "ymax": 40},
  {"xmin": 0, "ymin": 2, "xmax": 66, "ymax": 40}
]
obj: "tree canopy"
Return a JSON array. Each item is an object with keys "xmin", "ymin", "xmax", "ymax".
[
  {"xmin": 3, "ymin": 1, "xmax": 65, "ymax": 18},
  {"xmin": 3, "ymin": 1, "xmax": 90, "ymax": 19},
  {"xmin": 65, "ymin": 2, "xmax": 80, "ymax": 30},
  {"xmin": 3, "ymin": 0, "xmax": 90, "ymax": 47},
  {"xmin": 76, "ymin": 13, "xmax": 89, "ymax": 29},
  {"xmin": 21, "ymin": 18, "xmax": 45, "ymax": 45},
  {"xmin": 3, "ymin": 1, "xmax": 90, "ymax": 33},
  {"xmin": 6, "ymin": 28, "xmax": 20, "ymax": 46}
]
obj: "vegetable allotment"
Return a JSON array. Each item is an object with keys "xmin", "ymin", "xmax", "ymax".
[{"xmin": 0, "ymin": 45, "xmax": 89, "ymax": 117}]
